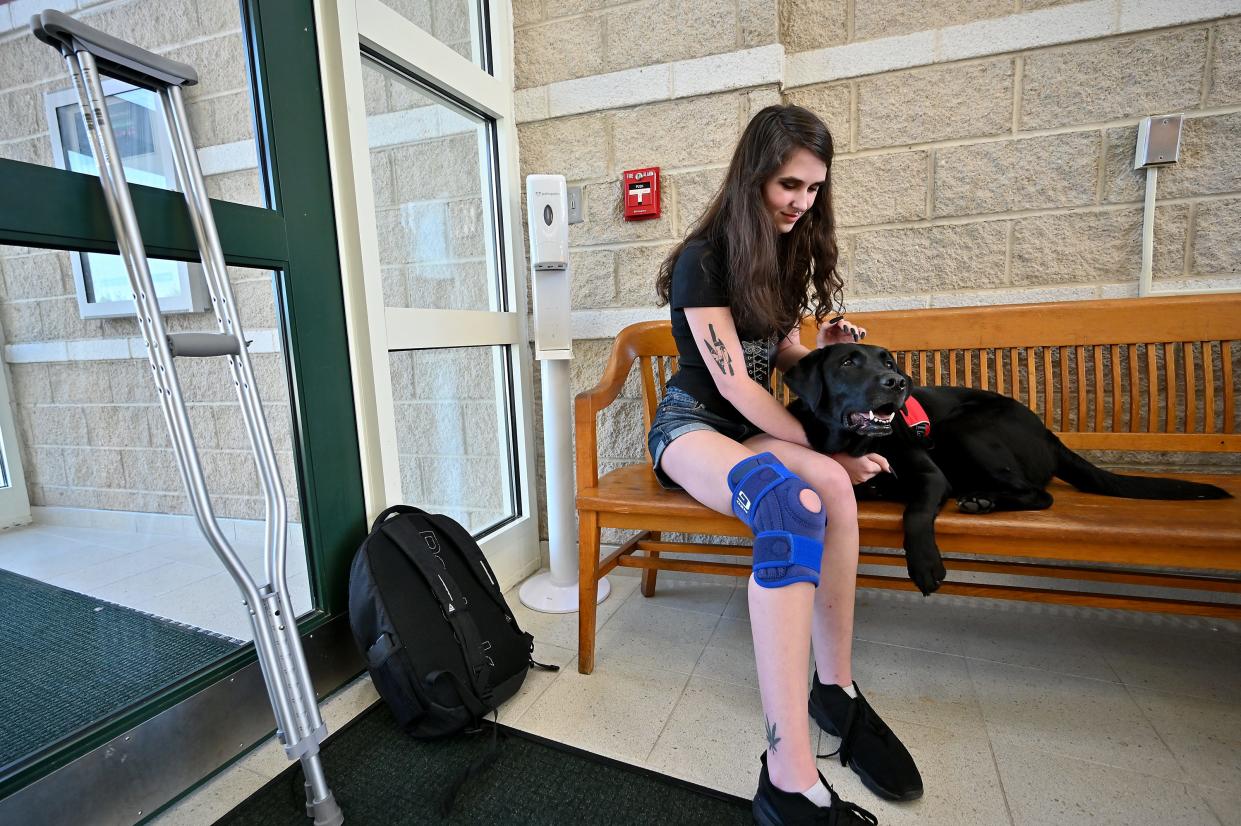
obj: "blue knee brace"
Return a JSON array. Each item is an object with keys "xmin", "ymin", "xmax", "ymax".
[{"xmin": 728, "ymin": 453, "xmax": 825, "ymax": 588}]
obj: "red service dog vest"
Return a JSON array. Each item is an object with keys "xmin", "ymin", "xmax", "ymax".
[{"xmin": 901, "ymin": 397, "xmax": 931, "ymax": 442}]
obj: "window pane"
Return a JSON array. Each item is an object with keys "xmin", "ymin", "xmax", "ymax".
[
  {"xmin": 390, "ymin": 346, "xmax": 517, "ymax": 534},
  {"xmin": 382, "ymin": 0, "xmax": 488, "ymax": 68},
  {"xmin": 0, "ymin": 0, "xmax": 266, "ymax": 207},
  {"xmin": 364, "ymin": 57, "xmax": 501, "ymax": 312},
  {"xmin": 0, "ymin": 246, "xmax": 311, "ymax": 631},
  {"xmin": 41, "ymin": 79, "xmax": 217, "ymax": 319}
]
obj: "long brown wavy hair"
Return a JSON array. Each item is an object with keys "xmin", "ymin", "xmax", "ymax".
[{"xmin": 656, "ymin": 104, "xmax": 842, "ymax": 338}]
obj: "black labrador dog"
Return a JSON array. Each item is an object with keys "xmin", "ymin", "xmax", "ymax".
[{"xmin": 783, "ymin": 343, "xmax": 1231, "ymax": 595}]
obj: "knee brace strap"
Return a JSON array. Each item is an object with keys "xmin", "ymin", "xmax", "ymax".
[{"xmin": 728, "ymin": 453, "xmax": 825, "ymax": 589}]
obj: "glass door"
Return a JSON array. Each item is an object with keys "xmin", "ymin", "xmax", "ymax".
[{"xmin": 317, "ymin": 0, "xmax": 539, "ymax": 585}]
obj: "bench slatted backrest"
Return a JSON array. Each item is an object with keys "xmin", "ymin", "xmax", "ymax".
[
  {"xmin": 619, "ymin": 295, "xmax": 1241, "ymax": 460},
  {"xmin": 870, "ymin": 343, "xmax": 1234, "ymax": 440},
  {"xmin": 828, "ymin": 294, "xmax": 1241, "ymax": 453}
]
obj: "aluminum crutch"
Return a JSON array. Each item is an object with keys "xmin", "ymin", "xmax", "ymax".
[{"xmin": 31, "ymin": 10, "xmax": 343, "ymax": 825}]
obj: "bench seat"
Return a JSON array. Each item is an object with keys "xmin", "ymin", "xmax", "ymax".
[{"xmin": 582, "ymin": 465, "xmax": 1241, "ymax": 568}]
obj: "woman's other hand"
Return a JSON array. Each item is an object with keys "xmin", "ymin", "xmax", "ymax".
[
  {"xmin": 816, "ymin": 317, "xmax": 867, "ymax": 347},
  {"xmin": 830, "ymin": 452, "xmax": 891, "ymax": 485}
]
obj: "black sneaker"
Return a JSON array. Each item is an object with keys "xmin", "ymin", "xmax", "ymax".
[
  {"xmin": 808, "ymin": 675, "xmax": 923, "ymax": 801},
  {"xmin": 753, "ymin": 752, "xmax": 878, "ymax": 825}
]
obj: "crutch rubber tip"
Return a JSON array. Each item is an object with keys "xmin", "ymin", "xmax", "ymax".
[{"xmin": 310, "ymin": 791, "xmax": 344, "ymax": 826}]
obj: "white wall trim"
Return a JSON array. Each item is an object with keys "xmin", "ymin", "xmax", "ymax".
[
  {"xmin": 515, "ymin": 2, "xmax": 1241, "ymax": 122},
  {"xmin": 198, "ymin": 139, "xmax": 259, "ymax": 177},
  {"xmin": 518, "ymin": 44, "xmax": 784, "ymax": 122},
  {"xmin": 364, "ymin": 105, "xmax": 475, "ymax": 150},
  {"xmin": 671, "ymin": 44, "xmax": 784, "ymax": 99},
  {"xmin": 548, "ymin": 63, "xmax": 673, "ymax": 120},
  {"xmin": 936, "ymin": 1, "xmax": 1114, "ymax": 64},
  {"xmin": 5, "ymin": 328, "xmax": 282, "ymax": 364},
  {"xmin": 569, "ymin": 307, "xmax": 667, "ymax": 339},
  {"xmin": 785, "ymin": 31, "xmax": 936, "ymax": 89},
  {"xmin": 31, "ymin": 504, "xmax": 303, "ymax": 544}
]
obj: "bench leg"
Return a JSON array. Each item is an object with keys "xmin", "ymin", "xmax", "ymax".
[
  {"xmin": 578, "ymin": 510, "xmax": 600, "ymax": 674},
  {"xmin": 641, "ymin": 530, "xmax": 661, "ymax": 597}
]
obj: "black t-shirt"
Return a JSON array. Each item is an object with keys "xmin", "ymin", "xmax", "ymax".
[{"xmin": 667, "ymin": 238, "xmax": 781, "ymax": 424}]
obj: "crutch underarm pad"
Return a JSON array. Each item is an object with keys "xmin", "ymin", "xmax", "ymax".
[{"xmin": 728, "ymin": 453, "xmax": 825, "ymax": 588}]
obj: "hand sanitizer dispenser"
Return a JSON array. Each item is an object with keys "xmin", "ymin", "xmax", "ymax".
[
  {"xmin": 527, "ymin": 175, "xmax": 571, "ymax": 359},
  {"xmin": 520, "ymin": 174, "xmax": 610, "ymax": 613}
]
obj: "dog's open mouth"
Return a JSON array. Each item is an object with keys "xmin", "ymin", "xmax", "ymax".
[{"xmin": 844, "ymin": 403, "xmax": 898, "ymax": 435}]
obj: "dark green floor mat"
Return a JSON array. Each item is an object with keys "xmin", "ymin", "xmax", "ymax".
[
  {"xmin": 217, "ymin": 703, "xmax": 753, "ymax": 825},
  {"xmin": 0, "ymin": 568, "xmax": 241, "ymax": 769}
]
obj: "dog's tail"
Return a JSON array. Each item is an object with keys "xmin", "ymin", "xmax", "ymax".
[{"xmin": 1051, "ymin": 435, "xmax": 1232, "ymax": 500}]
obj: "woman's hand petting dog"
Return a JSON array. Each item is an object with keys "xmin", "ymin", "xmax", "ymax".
[
  {"xmin": 817, "ymin": 317, "xmax": 866, "ymax": 347},
  {"xmin": 832, "ymin": 451, "xmax": 891, "ymax": 485}
]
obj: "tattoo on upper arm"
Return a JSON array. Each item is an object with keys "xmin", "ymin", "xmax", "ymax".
[
  {"xmin": 703, "ymin": 323, "xmax": 735, "ymax": 376},
  {"xmin": 765, "ymin": 716, "xmax": 781, "ymax": 753}
]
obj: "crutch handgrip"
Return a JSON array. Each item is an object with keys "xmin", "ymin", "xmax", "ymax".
[
  {"xmin": 31, "ymin": 9, "xmax": 198, "ymax": 88},
  {"xmin": 167, "ymin": 332, "xmax": 242, "ymax": 358}
]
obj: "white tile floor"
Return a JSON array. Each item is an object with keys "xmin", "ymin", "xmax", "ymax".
[
  {"xmin": 151, "ymin": 569, "xmax": 1241, "ymax": 826},
  {"xmin": 0, "ymin": 517, "xmax": 311, "ymax": 642}
]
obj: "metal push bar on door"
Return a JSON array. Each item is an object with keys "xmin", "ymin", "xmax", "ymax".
[{"xmin": 31, "ymin": 10, "xmax": 343, "ymax": 825}]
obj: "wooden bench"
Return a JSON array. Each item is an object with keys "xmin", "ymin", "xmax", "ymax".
[{"xmin": 573, "ymin": 294, "xmax": 1241, "ymax": 674}]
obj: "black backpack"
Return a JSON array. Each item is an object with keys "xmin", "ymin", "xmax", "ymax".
[{"xmin": 348, "ymin": 505, "xmax": 553, "ymax": 738}]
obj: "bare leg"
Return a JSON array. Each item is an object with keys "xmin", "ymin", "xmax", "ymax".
[
  {"xmin": 744, "ymin": 435, "xmax": 859, "ymax": 687},
  {"xmin": 747, "ymin": 576, "xmax": 818, "ymax": 791},
  {"xmin": 659, "ymin": 431, "xmax": 820, "ymax": 792},
  {"xmin": 811, "ymin": 490, "xmax": 859, "ymax": 687}
]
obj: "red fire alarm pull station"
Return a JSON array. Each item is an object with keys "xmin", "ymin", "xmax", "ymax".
[{"xmin": 622, "ymin": 167, "xmax": 660, "ymax": 220}]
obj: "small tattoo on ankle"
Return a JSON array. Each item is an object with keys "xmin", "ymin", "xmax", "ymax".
[{"xmin": 765, "ymin": 716, "xmax": 781, "ymax": 753}]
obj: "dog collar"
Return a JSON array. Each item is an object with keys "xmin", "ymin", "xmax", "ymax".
[{"xmin": 901, "ymin": 397, "xmax": 931, "ymax": 441}]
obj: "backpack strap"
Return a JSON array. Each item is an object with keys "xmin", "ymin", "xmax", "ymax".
[
  {"xmin": 423, "ymin": 513, "xmax": 539, "ymax": 654},
  {"xmin": 424, "ymin": 512, "xmax": 560, "ymax": 673},
  {"xmin": 426, "ymin": 669, "xmax": 491, "ymax": 720},
  {"xmin": 370, "ymin": 504, "xmax": 423, "ymax": 534},
  {"xmin": 425, "ymin": 513, "xmax": 506, "ymax": 603},
  {"xmin": 379, "ymin": 515, "xmax": 495, "ymax": 714}
]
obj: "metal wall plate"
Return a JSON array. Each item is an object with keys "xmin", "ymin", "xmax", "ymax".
[
  {"xmin": 1135, "ymin": 114, "xmax": 1184, "ymax": 168},
  {"xmin": 0, "ymin": 614, "xmax": 363, "ymax": 826}
]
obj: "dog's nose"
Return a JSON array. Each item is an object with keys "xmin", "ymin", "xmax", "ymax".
[{"xmin": 881, "ymin": 374, "xmax": 907, "ymax": 391}]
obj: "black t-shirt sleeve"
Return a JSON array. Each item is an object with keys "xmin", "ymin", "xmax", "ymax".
[{"xmin": 670, "ymin": 241, "xmax": 729, "ymax": 310}]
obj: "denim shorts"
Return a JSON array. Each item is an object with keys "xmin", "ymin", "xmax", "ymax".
[{"xmin": 647, "ymin": 386, "xmax": 762, "ymax": 490}]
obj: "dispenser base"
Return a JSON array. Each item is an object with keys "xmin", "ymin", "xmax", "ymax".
[{"xmin": 519, "ymin": 571, "xmax": 611, "ymax": 614}]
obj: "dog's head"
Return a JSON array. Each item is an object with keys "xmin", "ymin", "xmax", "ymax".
[{"xmin": 783, "ymin": 343, "xmax": 911, "ymax": 439}]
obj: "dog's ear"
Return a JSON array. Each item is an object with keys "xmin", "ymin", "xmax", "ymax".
[{"xmin": 783, "ymin": 348, "xmax": 827, "ymax": 409}]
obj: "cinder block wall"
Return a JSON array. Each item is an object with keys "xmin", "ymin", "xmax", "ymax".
[{"xmin": 514, "ymin": 1, "xmax": 1241, "ymax": 540}]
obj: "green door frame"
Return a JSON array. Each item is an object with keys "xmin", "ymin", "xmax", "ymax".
[{"xmin": 0, "ymin": 0, "xmax": 366, "ymax": 799}]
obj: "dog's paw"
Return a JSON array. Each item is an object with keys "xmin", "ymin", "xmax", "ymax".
[
  {"xmin": 906, "ymin": 556, "xmax": 948, "ymax": 596},
  {"xmin": 956, "ymin": 495, "xmax": 995, "ymax": 514}
]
